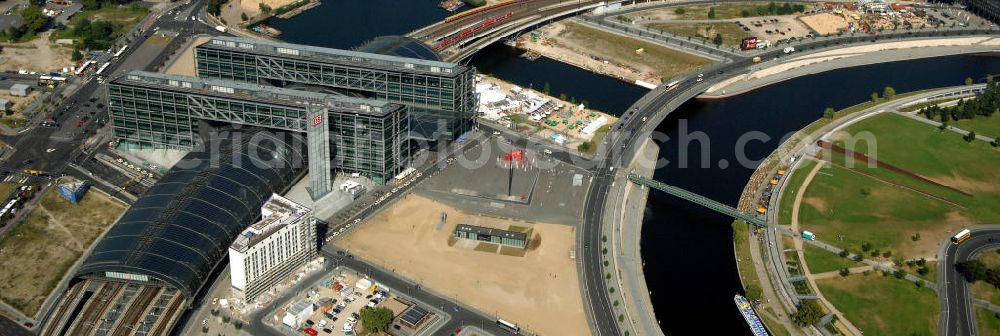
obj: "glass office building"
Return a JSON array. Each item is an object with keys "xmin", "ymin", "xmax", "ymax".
[
  {"xmin": 194, "ymin": 36, "xmax": 477, "ymax": 141},
  {"xmin": 107, "ymin": 71, "xmax": 409, "ymax": 197}
]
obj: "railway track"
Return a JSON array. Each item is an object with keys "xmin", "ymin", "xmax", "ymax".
[
  {"xmin": 67, "ymin": 282, "xmax": 124, "ymax": 336},
  {"xmin": 40, "ymin": 281, "xmax": 86, "ymax": 336},
  {"xmin": 110, "ymin": 286, "xmax": 159, "ymax": 336},
  {"xmin": 147, "ymin": 294, "xmax": 184, "ymax": 336}
]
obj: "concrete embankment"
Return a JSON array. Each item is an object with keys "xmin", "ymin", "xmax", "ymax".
[
  {"xmin": 701, "ymin": 36, "xmax": 1000, "ymax": 98},
  {"xmin": 603, "ymin": 137, "xmax": 664, "ymax": 336}
]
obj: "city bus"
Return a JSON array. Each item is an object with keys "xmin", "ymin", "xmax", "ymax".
[
  {"xmin": 113, "ymin": 45, "xmax": 128, "ymax": 59},
  {"xmin": 664, "ymin": 80, "xmax": 680, "ymax": 91},
  {"xmin": 38, "ymin": 75, "xmax": 68, "ymax": 87},
  {"xmin": 76, "ymin": 60, "xmax": 95, "ymax": 75},
  {"xmin": 952, "ymin": 228, "xmax": 972, "ymax": 245},
  {"xmin": 496, "ymin": 319, "xmax": 519, "ymax": 333},
  {"xmin": 95, "ymin": 62, "xmax": 111, "ymax": 76}
]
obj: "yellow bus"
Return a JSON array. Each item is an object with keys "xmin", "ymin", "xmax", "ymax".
[{"xmin": 952, "ymin": 229, "xmax": 972, "ymax": 245}]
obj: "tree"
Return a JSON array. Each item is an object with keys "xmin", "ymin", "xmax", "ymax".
[
  {"xmin": 712, "ymin": 33, "xmax": 724, "ymax": 46},
  {"xmin": 911, "ymin": 233, "xmax": 921, "ymax": 242},
  {"xmin": 578, "ymin": 141, "xmax": 592, "ymax": 153},
  {"xmin": 966, "ymin": 131, "xmax": 977, "ymax": 142},
  {"xmin": 838, "ymin": 250, "xmax": 849, "ymax": 258},
  {"xmin": 241, "ymin": 12, "xmax": 248, "ymax": 21},
  {"xmin": 893, "ymin": 270, "xmax": 905, "ymax": 279},
  {"xmin": 860, "ymin": 187, "xmax": 871, "ymax": 197},
  {"xmin": 882, "ymin": 250, "xmax": 892, "ymax": 258},
  {"xmin": 707, "ymin": 7, "xmax": 716, "ymax": 19},
  {"xmin": 559, "ymin": 93, "xmax": 568, "ymax": 101},
  {"xmin": 917, "ymin": 266, "xmax": 930, "ymax": 276},
  {"xmin": 871, "ymin": 92, "xmax": 880, "ymax": 103},
  {"xmin": 542, "ymin": 82, "xmax": 551, "ymax": 95},
  {"xmin": 988, "ymin": 74, "xmax": 995, "ymax": 84},
  {"xmin": 939, "ymin": 122, "xmax": 948, "ymax": 131},
  {"xmin": 839, "ymin": 268, "xmax": 850, "ymax": 277},
  {"xmin": 791, "ymin": 300, "xmax": 824, "ymax": 326},
  {"xmin": 861, "ymin": 241, "xmax": 872, "ymax": 252},
  {"xmin": 883, "ymin": 86, "xmax": 896, "ymax": 100},
  {"xmin": 966, "ymin": 77, "xmax": 974, "ymax": 86},
  {"xmin": 675, "ymin": 7, "xmax": 686, "ymax": 15},
  {"xmin": 956, "ymin": 259, "xmax": 988, "ymax": 282},
  {"xmin": 20, "ymin": 6, "xmax": 48, "ymax": 35},
  {"xmin": 71, "ymin": 49, "xmax": 83, "ymax": 61},
  {"xmin": 359, "ymin": 307, "xmax": 393, "ymax": 332},
  {"xmin": 81, "ymin": 0, "xmax": 100, "ymax": 10},
  {"xmin": 741, "ymin": 9, "xmax": 751, "ymax": 17},
  {"xmin": 259, "ymin": 3, "xmax": 272, "ymax": 13},
  {"xmin": 823, "ymin": 107, "xmax": 835, "ymax": 119}
]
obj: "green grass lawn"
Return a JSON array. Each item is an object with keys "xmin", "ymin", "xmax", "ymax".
[
  {"xmin": 51, "ymin": 6, "xmax": 148, "ymax": 40},
  {"xmin": 777, "ymin": 159, "xmax": 817, "ymax": 225},
  {"xmin": 560, "ymin": 22, "xmax": 714, "ymax": 82},
  {"xmin": 803, "ymin": 244, "xmax": 858, "ymax": 274},
  {"xmin": 800, "ymin": 113, "xmax": 1000, "ymax": 259},
  {"xmin": 797, "ymin": 164, "xmax": 954, "ymax": 259},
  {"xmin": 647, "ymin": 22, "xmax": 750, "ymax": 48},
  {"xmin": 971, "ymin": 249, "xmax": 1000, "ymax": 306},
  {"xmin": 817, "ymin": 274, "xmax": 938, "ymax": 336},
  {"xmin": 977, "ymin": 307, "xmax": 1000, "ymax": 336},
  {"xmin": 951, "ymin": 114, "xmax": 1000, "ymax": 140}
]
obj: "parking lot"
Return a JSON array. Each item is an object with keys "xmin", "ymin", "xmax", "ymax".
[{"xmin": 268, "ymin": 266, "xmax": 439, "ymax": 336}]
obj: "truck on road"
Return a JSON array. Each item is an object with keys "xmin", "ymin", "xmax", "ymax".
[
  {"xmin": 783, "ymin": 47, "xmax": 795, "ymax": 54},
  {"xmin": 215, "ymin": 25, "xmax": 227, "ymax": 33},
  {"xmin": 752, "ymin": 56, "xmax": 762, "ymax": 63},
  {"xmin": 801, "ymin": 230, "xmax": 816, "ymax": 241}
]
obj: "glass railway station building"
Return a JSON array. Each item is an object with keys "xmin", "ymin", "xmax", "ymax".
[
  {"xmin": 108, "ymin": 71, "xmax": 409, "ymax": 197},
  {"xmin": 194, "ymin": 36, "xmax": 477, "ymax": 141}
]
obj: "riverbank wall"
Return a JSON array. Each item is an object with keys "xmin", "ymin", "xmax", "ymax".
[
  {"xmin": 602, "ymin": 137, "xmax": 664, "ymax": 336},
  {"xmin": 701, "ymin": 37, "xmax": 1000, "ymax": 99}
]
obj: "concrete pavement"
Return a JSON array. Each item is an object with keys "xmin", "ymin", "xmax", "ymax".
[{"xmin": 603, "ymin": 137, "xmax": 663, "ymax": 336}]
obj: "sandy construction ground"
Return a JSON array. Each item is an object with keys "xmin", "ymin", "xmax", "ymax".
[
  {"xmin": 0, "ymin": 32, "xmax": 74, "ymax": 73},
  {"xmin": 518, "ymin": 21, "xmax": 712, "ymax": 86},
  {"xmin": 799, "ymin": 13, "xmax": 849, "ymax": 35},
  {"xmin": 221, "ymin": 0, "xmax": 299, "ymax": 24},
  {"xmin": 737, "ymin": 15, "xmax": 812, "ymax": 40},
  {"xmin": 338, "ymin": 194, "xmax": 589, "ymax": 336}
]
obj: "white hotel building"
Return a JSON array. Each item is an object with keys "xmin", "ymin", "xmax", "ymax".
[{"xmin": 229, "ymin": 194, "xmax": 317, "ymax": 301}]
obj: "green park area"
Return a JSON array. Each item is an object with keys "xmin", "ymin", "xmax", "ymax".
[
  {"xmin": 817, "ymin": 274, "xmax": 938, "ymax": 336},
  {"xmin": 803, "ymin": 244, "xmax": 858, "ymax": 274},
  {"xmin": 776, "ymin": 159, "xmax": 816, "ymax": 224},
  {"xmin": 798, "ymin": 113, "xmax": 1000, "ymax": 260},
  {"xmin": 978, "ymin": 307, "xmax": 1000, "ymax": 335},
  {"xmin": 952, "ymin": 114, "xmax": 1000, "ymax": 140},
  {"xmin": 0, "ymin": 185, "xmax": 125, "ymax": 316},
  {"xmin": 52, "ymin": 5, "xmax": 149, "ymax": 55}
]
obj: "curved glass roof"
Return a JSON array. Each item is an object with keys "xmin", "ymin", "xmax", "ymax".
[
  {"xmin": 356, "ymin": 35, "xmax": 442, "ymax": 61},
  {"xmin": 76, "ymin": 130, "xmax": 306, "ymax": 299}
]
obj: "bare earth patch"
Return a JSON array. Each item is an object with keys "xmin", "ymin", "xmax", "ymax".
[
  {"xmin": 0, "ymin": 32, "xmax": 74, "ymax": 73},
  {"xmin": 802, "ymin": 197, "xmax": 828, "ymax": 213},
  {"xmin": 799, "ymin": 13, "xmax": 848, "ymax": 35},
  {"xmin": 338, "ymin": 194, "xmax": 589, "ymax": 336},
  {"xmin": 0, "ymin": 186, "xmax": 125, "ymax": 316}
]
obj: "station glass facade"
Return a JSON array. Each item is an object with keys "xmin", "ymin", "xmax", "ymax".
[{"xmin": 194, "ymin": 37, "xmax": 477, "ymax": 140}]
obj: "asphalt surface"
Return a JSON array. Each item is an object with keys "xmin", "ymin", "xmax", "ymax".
[{"xmin": 940, "ymin": 227, "xmax": 1000, "ymax": 336}]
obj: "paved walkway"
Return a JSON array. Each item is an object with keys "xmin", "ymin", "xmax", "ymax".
[
  {"xmin": 893, "ymin": 110, "xmax": 999, "ymax": 143},
  {"xmin": 604, "ymin": 138, "xmax": 663, "ymax": 336},
  {"xmin": 789, "ymin": 159, "xmax": 863, "ymax": 336}
]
